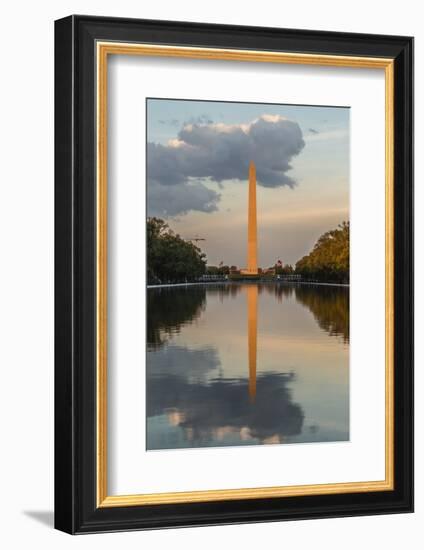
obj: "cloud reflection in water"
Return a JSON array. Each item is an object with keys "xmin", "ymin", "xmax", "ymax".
[{"xmin": 146, "ymin": 283, "xmax": 349, "ymax": 450}]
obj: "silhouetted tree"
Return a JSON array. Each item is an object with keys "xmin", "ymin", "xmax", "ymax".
[{"xmin": 147, "ymin": 217, "xmax": 207, "ymax": 284}]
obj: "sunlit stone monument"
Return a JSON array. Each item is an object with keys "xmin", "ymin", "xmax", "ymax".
[
  {"xmin": 247, "ymin": 160, "xmax": 258, "ymax": 274},
  {"xmin": 241, "ymin": 161, "xmax": 259, "ymax": 277}
]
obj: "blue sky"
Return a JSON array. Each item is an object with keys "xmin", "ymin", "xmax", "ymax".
[
  {"xmin": 147, "ymin": 98, "xmax": 349, "ymax": 267},
  {"xmin": 148, "ymin": 99, "xmax": 348, "ymax": 146}
]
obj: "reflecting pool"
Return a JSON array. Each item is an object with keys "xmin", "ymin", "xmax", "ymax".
[{"xmin": 146, "ymin": 283, "xmax": 349, "ymax": 450}]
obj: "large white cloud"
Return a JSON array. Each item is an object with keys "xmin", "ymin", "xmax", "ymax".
[{"xmin": 147, "ymin": 114, "xmax": 305, "ymax": 217}]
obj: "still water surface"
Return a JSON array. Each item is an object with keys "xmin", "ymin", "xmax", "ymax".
[{"xmin": 146, "ymin": 283, "xmax": 349, "ymax": 450}]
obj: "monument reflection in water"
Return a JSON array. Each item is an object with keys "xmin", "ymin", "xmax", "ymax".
[{"xmin": 146, "ymin": 283, "xmax": 349, "ymax": 450}]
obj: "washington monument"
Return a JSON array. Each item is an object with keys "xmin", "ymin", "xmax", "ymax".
[{"xmin": 246, "ymin": 160, "xmax": 258, "ymax": 275}]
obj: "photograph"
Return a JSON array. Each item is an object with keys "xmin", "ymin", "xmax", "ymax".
[
  {"xmin": 146, "ymin": 98, "xmax": 350, "ymax": 451},
  {"xmin": 51, "ymin": 14, "xmax": 413, "ymax": 534}
]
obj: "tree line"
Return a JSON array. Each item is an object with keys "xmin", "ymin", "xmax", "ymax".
[
  {"xmin": 147, "ymin": 217, "xmax": 206, "ymax": 284},
  {"xmin": 147, "ymin": 217, "xmax": 349, "ymax": 284},
  {"xmin": 295, "ymin": 221, "xmax": 349, "ymax": 283}
]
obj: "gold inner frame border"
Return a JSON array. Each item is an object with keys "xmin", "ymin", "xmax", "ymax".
[{"xmin": 96, "ymin": 42, "xmax": 394, "ymax": 508}]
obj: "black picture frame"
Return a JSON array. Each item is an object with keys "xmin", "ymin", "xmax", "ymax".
[{"xmin": 55, "ymin": 14, "xmax": 413, "ymax": 534}]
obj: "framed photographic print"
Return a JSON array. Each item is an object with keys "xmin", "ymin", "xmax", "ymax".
[{"xmin": 54, "ymin": 15, "xmax": 413, "ymax": 534}]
